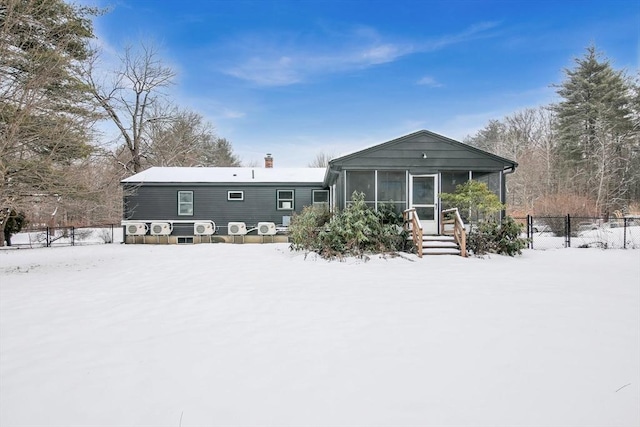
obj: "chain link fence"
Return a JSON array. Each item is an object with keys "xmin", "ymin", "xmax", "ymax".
[
  {"xmin": 514, "ymin": 215, "xmax": 640, "ymax": 250},
  {"xmin": 4, "ymin": 216, "xmax": 640, "ymax": 250},
  {"xmin": 6, "ymin": 225, "xmax": 124, "ymax": 248}
]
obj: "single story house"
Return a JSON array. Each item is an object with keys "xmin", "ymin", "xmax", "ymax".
[{"xmin": 121, "ymin": 130, "xmax": 517, "ymax": 244}]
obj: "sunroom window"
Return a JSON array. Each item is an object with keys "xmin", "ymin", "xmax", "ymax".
[
  {"xmin": 346, "ymin": 170, "xmax": 375, "ymax": 208},
  {"xmin": 440, "ymin": 172, "xmax": 469, "ymax": 194},
  {"xmin": 377, "ymin": 171, "xmax": 406, "ymax": 213},
  {"xmin": 472, "ymin": 171, "xmax": 501, "ymax": 197}
]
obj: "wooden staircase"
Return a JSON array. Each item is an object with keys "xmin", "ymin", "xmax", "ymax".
[
  {"xmin": 422, "ymin": 235, "xmax": 462, "ymax": 255},
  {"xmin": 403, "ymin": 208, "xmax": 467, "ymax": 257}
]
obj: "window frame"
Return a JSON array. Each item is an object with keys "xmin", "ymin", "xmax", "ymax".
[
  {"xmin": 312, "ymin": 189, "xmax": 329, "ymax": 207},
  {"xmin": 177, "ymin": 191, "xmax": 194, "ymax": 216},
  {"xmin": 227, "ymin": 190, "xmax": 244, "ymax": 201},
  {"xmin": 277, "ymin": 189, "xmax": 295, "ymax": 210}
]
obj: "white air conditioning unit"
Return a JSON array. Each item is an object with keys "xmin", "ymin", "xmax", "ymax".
[
  {"xmin": 194, "ymin": 221, "xmax": 216, "ymax": 235},
  {"xmin": 125, "ymin": 222, "xmax": 147, "ymax": 236},
  {"xmin": 228, "ymin": 222, "xmax": 247, "ymax": 235},
  {"xmin": 150, "ymin": 222, "xmax": 172, "ymax": 235},
  {"xmin": 257, "ymin": 222, "xmax": 277, "ymax": 236}
]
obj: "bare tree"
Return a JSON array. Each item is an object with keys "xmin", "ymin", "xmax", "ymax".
[
  {"xmin": 143, "ymin": 106, "xmax": 240, "ymax": 167},
  {"xmin": 84, "ymin": 42, "xmax": 175, "ymax": 174},
  {"xmin": 308, "ymin": 151, "xmax": 335, "ymax": 167},
  {"xmin": 466, "ymin": 107, "xmax": 559, "ymax": 214}
]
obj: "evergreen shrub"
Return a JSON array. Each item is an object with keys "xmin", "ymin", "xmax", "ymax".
[
  {"xmin": 468, "ymin": 216, "xmax": 528, "ymax": 256},
  {"xmin": 289, "ymin": 192, "xmax": 408, "ymax": 259}
]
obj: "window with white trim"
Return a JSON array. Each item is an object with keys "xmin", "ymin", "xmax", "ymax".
[
  {"xmin": 227, "ymin": 190, "xmax": 244, "ymax": 201},
  {"xmin": 277, "ymin": 190, "xmax": 294, "ymax": 210},
  {"xmin": 312, "ymin": 190, "xmax": 329, "ymax": 208},
  {"xmin": 178, "ymin": 191, "xmax": 193, "ymax": 216}
]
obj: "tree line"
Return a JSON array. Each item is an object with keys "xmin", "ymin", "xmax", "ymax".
[
  {"xmin": 0, "ymin": 0, "xmax": 240, "ymax": 245},
  {"xmin": 465, "ymin": 46, "xmax": 639, "ymax": 218}
]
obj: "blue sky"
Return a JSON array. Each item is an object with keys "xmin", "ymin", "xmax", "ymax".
[{"xmin": 87, "ymin": 0, "xmax": 639, "ymax": 167}]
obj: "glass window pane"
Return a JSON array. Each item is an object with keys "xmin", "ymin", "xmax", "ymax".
[
  {"xmin": 280, "ymin": 190, "xmax": 294, "ymax": 200},
  {"xmin": 277, "ymin": 190, "xmax": 294, "ymax": 210},
  {"xmin": 228, "ymin": 191, "xmax": 244, "ymax": 200},
  {"xmin": 313, "ymin": 190, "xmax": 329, "ymax": 203},
  {"xmin": 346, "ymin": 171, "xmax": 375, "ymax": 202},
  {"xmin": 178, "ymin": 191, "xmax": 193, "ymax": 216},
  {"xmin": 412, "ymin": 177, "xmax": 434, "ymax": 203},
  {"xmin": 415, "ymin": 206, "xmax": 435, "ymax": 221}
]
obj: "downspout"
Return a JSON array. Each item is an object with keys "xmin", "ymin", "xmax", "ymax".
[{"xmin": 502, "ymin": 164, "xmax": 517, "ymax": 220}]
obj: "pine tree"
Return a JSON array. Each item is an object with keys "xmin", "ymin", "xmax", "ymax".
[
  {"xmin": 552, "ymin": 45, "xmax": 637, "ymax": 214},
  {"xmin": 0, "ymin": 0, "xmax": 100, "ymax": 245}
]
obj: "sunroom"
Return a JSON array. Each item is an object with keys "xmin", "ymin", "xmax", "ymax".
[{"xmin": 324, "ymin": 130, "xmax": 516, "ymax": 235}]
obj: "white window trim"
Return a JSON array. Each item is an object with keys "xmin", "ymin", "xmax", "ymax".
[
  {"xmin": 312, "ymin": 189, "xmax": 329, "ymax": 206},
  {"xmin": 227, "ymin": 190, "xmax": 244, "ymax": 201},
  {"xmin": 277, "ymin": 189, "xmax": 295, "ymax": 210},
  {"xmin": 178, "ymin": 191, "xmax": 193, "ymax": 216}
]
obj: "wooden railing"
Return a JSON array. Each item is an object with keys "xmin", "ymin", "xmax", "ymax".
[
  {"xmin": 403, "ymin": 208, "xmax": 423, "ymax": 258},
  {"xmin": 440, "ymin": 208, "xmax": 467, "ymax": 257}
]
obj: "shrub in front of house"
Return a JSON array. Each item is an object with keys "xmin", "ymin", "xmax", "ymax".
[
  {"xmin": 468, "ymin": 216, "xmax": 528, "ymax": 256},
  {"xmin": 289, "ymin": 192, "xmax": 408, "ymax": 259},
  {"xmin": 288, "ymin": 205, "xmax": 331, "ymax": 253}
]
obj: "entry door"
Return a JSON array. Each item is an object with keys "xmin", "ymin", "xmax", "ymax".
[{"xmin": 411, "ymin": 175, "xmax": 438, "ymax": 234}]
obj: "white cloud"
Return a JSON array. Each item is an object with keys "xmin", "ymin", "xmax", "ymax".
[
  {"xmin": 221, "ymin": 108, "xmax": 246, "ymax": 119},
  {"xmin": 226, "ymin": 56, "xmax": 302, "ymax": 86},
  {"xmin": 359, "ymin": 44, "xmax": 404, "ymax": 64},
  {"xmin": 416, "ymin": 76, "xmax": 443, "ymax": 87},
  {"xmin": 218, "ymin": 22, "xmax": 499, "ymax": 87}
]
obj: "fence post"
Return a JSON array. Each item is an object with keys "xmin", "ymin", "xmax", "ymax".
[
  {"xmin": 46, "ymin": 227, "xmax": 50, "ymax": 248},
  {"xmin": 71, "ymin": 226, "xmax": 75, "ymax": 246},
  {"xmin": 565, "ymin": 214, "xmax": 571, "ymax": 248},
  {"xmin": 623, "ymin": 218, "xmax": 627, "ymax": 249},
  {"xmin": 111, "ymin": 224, "xmax": 114, "ymax": 244},
  {"xmin": 527, "ymin": 214, "xmax": 533, "ymax": 249}
]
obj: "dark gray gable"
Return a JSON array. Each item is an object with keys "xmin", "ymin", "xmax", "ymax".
[{"xmin": 328, "ymin": 130, "xmax": 518, "ymax": 171}]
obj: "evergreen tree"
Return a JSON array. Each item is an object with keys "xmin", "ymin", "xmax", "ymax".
[
  {"xmin": 142, "ymin": 107, "xmax": 241, "ymax": 167},
  {"xmin": 203, "ymin": 137, "xmax": 241, "ymax": 167},
  {"xmin": 0, "ymin": 0, "xmax": 100, "ymax": 245},
  {"xmin": 552, "ymin": 45, "xmax": 637, "ymax": 213}
]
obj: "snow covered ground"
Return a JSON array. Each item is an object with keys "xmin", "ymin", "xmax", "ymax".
[{"xmin": 1, "ymin": 243, "xmax": 639, "ymax": 427}]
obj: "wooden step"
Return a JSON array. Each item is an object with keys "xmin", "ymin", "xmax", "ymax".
[
  {"xmin": 407, "ymin": 234, "xmax": 464, "ymax": 256},
  {"xmin": 420, "ymin": 235, "xmax": 461, "ymax": 255},
  {"xmin": 422, "ymin": 234, "xmax": 456, "ymax": 241},
  {"xmin": 423, "ymin": 247, "xmax": 461, "ymax": 255},
  {"xmin": 423, "ymin": 241, "xmax": 459, "ymax": 249}
]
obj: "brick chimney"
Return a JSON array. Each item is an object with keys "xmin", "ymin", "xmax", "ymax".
[{"xmin": 264, "ymin": 153, "xmax": 273, "ymax": 168}]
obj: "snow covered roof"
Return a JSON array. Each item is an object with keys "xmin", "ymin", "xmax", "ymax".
[{"xmin": 121, "ymin": 167, "xmax": 327, "ymax": 184}]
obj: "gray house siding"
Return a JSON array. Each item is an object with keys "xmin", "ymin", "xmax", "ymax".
[
  {"xmin": 123, "ymin": 183, "xmax": 323, "ymax": 234},
  {"xmin": 120, "ymin": 130, "xmax": 517, "ymax": 241},
  {"xmin": 328, "ymin": 132, "xmax": 514, "ymax": 173}
]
